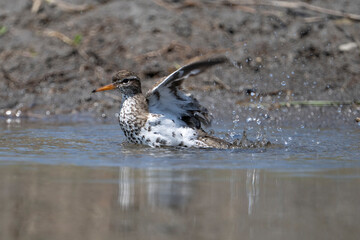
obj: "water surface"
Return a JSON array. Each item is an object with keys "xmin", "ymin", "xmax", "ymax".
[{"xmin": 0, "ymin": 121, "xmax": 359, "ymax": 240}]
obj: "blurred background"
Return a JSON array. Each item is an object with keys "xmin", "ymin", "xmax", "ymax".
[{"xmin": 0, "ymin": 0, "xmax": 359, "ymax": 126}]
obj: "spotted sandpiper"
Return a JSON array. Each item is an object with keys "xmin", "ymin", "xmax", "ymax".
[{"xmin": 92, "ymin": 57, "xmax": 233, "ymax": 148}]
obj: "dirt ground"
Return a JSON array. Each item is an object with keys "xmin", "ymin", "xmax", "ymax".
[{"xmin": 0, "ymin": 0, "xmax": 359, "ymax": 127}]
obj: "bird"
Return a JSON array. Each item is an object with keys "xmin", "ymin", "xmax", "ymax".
[{"xmin": 92, "ymin": 57, "xmax": 234, "ymax": 149}]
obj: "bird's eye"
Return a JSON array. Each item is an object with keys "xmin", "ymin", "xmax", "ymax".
[{"xmin": 122, "ymin": 79, "xmax": 129, "ymax": 84}]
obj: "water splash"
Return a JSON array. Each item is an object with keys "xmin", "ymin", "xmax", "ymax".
[
  {"xmin": 232, "ymin": 131, "xmax": 270, "ymax": 148},
  {"xmin": 15, "ymin": 110, "xmax": 22, "ymax": 117}
]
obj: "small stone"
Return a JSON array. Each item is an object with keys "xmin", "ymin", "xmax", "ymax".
[{"xmin": 339, "ymin": 42, "xmax": 358, "ymax": 52}]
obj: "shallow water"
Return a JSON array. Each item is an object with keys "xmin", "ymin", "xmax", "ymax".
[{"xmin": 0, "ymin": 121, "xmax": 359, "ymax": 240}]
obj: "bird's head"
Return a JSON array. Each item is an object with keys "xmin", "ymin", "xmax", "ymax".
[{"xmin": 92, "ymin": 70, "xmax": 142, "ymax": 95}]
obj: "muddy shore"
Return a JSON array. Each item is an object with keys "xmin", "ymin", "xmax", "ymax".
[{"xmin": 1, "ymin": 0, "xmax": 359, "ymax": 127}]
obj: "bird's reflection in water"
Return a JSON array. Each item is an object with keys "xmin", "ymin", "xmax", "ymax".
[
  {"xmin": 118, "ymin": 167, "xmax": 133, "ymax": 209},
  {"xmin": 246, "ymin": 169, "xmax": 260, "ymax": 215},
  {"xmin": 118, "ymin": 167, "xmax": 192, "ymax": 211},
  {"xmin": 118, "ymin": 140, "xmax": 264, "ymax": 220},
  {"xmin": 118, "ymin": 164, "xmax": 262, "ymax": 218}
]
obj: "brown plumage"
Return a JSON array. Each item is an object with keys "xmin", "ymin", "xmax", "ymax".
[{"xmin": 93, "ymin": 56, "xmax": 235, "ymax": 149}]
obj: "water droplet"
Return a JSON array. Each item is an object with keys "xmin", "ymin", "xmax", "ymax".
[
  {"xmin": 5, "ymin": 110, "xmax": 11, "ymax": 116},
  {"xmin": 46, "ymin": 110, "xmax": 51, "ymax": 116},
  {"xmin": 286, "ymin": 75, "xmax": 290, "ymax": 79},
  {"xmin": 281, "ymin": 81, "xmax": 286, "ymax": 86},
  {"xmin": 256, "ymin": 119, "xmax": 261, "ymax": 125},
  {"xmin": 269, "ymin": 73, "xmax": 273, "ymax": 78},
  {"xmin": 246, "ymin": 117, "xmax": 252, "ymax": 123},
  {"xmin": 15, "ymin": 110, "xmax": 22, "ymax": 117},
  {"xmin": 250, "ymin": 92, "xmax": 255, "ymax": 96},
  {"xmin": 6, "ymin": 119, "xmax": 12, "ymax": 124},
  {"xmin": 233, "ymin": 114, "xmax": 240, "ymax": 124}
]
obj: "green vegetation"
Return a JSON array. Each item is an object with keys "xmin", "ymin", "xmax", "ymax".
[
  {"xmin": 0, "ymin": 26, "xmax": 8, "ymax": 36},
  {"xmin": 73, "ymin": 34, "xmax": 83, "ymax": 46},
  {"xmin": 278, "ymin": 100, "xmax": 359, "ymax": 107}
]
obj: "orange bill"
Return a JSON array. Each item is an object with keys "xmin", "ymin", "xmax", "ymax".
[{"xmin": 92, "ymin": 83, "xmax": 116, "ymax": 93}]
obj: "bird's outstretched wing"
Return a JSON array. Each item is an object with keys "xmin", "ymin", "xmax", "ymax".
[{"xmin": 146, "ymin": 57, "xmax": 228, "ymax": 129}]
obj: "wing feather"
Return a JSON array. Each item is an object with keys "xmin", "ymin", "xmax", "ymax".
[
  {"xmin": 146, "ymin": 57, "xmax": 227, "ymax": 129},
  {"xmin": 150, "ymin": 57, "xmax": 228, "ymax": 92}
]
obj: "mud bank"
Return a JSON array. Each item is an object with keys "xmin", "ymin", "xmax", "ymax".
[{"xmin": 0, "ymin": 0, "xmax": 359, "ymax": 127}]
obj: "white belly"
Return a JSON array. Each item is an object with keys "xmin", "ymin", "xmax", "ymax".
[{"xmin": 139, "ymin": 114, "xmax": 208, "ymax": 148}]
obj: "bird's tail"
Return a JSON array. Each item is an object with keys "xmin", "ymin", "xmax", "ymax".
[
  {"xmin": 197, "ymin": 130, "xmax": 271, "ymax": 149},
  {"xmin": 197, "ymin": 129, "xmax": 233, "ymax": 149}
]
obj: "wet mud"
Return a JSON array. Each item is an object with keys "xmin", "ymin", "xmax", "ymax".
[{"xmin": 0, "ymin": 0, "xmax": 359, "ymax": 127}]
